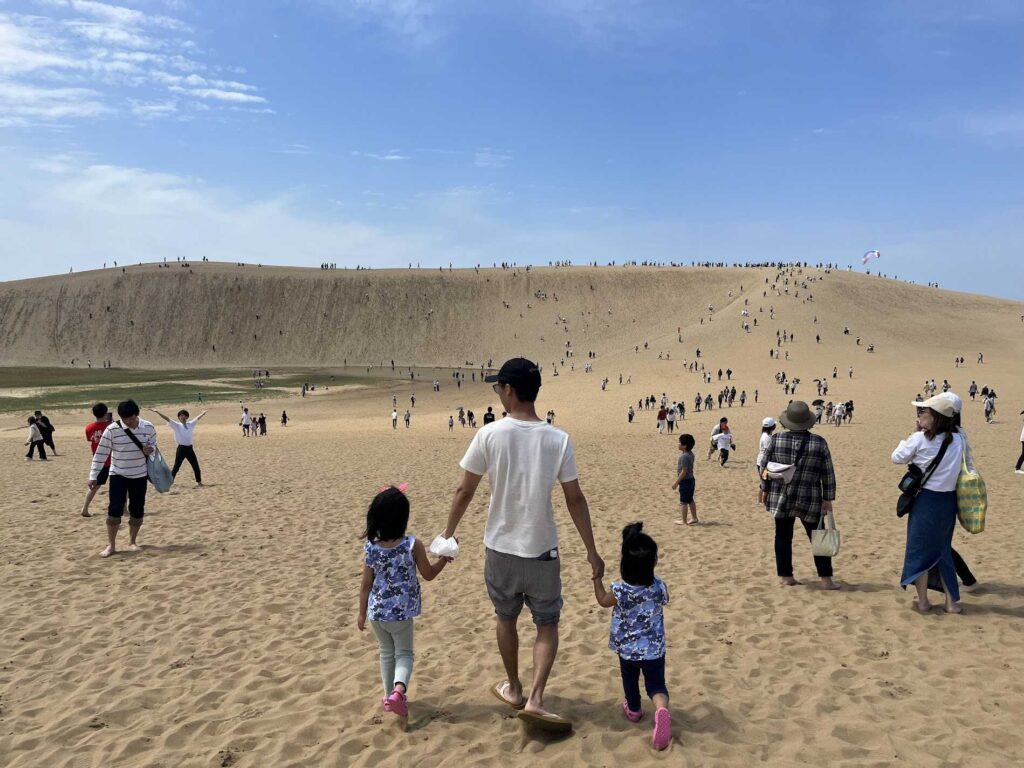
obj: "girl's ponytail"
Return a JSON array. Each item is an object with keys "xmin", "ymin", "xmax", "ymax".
[{"xmin": 622, "ymin": 521, "xmax": 644, "ymax": 542}]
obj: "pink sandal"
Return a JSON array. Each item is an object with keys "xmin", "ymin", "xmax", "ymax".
[
  {"xmin": 622, "ymin": 700, "xmax": 643, "ymax": 723},
  {"xmin": 652, "ymin": 707, "xmax": 671, "ymax": 750},
  {"xmin": 383, "ymin": 687, "xmax": 408, "ymax": 717}
]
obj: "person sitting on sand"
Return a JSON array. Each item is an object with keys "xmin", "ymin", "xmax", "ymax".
[
  {"xmin": 358, "ymin": 485, "xmax": 452, "ymax": 719},
  {"xmin": 592, "ymin": 523, "xmax": 673, "ymax": 751},
  {"xmin": 892, "ymin": 395, "xmax": 965, "ymax": 614},
  {"xmin": 671, "ymin": 434, "xmax": 698, "ymax": 525},
  {"xmin": 440, "ymin": 357, "xmax": 604, "ymax": 733},
  {"xmin": 759, "ymin": 401, "xmax": 839, "ymax": 590}
]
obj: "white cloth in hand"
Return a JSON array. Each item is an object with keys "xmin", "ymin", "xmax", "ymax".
[{"xmin": 429, "ymin": 535, "xmax": 459, "ymax": 559}]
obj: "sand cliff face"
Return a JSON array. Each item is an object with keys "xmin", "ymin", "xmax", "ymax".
[{"xmin": 0, "ymin": 263, "xmax": 1018, "ymax": 368}]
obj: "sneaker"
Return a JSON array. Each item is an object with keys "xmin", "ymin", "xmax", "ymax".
[
  {"xmin": 1015, "ymin": 470, "xmax": 1024, "ymax": 475},
  {"xmin": 961, "ymin": 582, "xmax": 980, "ymax": 593},
  {"xmin": 383, "ymin": 687, "xmax": 408, "ymax": 717},
  {"xmin": 622, "ymin": 700, "xmax": 643, "ymax": 723}
]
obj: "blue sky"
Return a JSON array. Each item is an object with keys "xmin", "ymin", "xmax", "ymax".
[{"xmin": 1, "ymin": 0, "xmax": 1022, "ymax": 299}]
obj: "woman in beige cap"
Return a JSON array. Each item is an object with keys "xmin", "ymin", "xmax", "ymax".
[{"xmin": 892, "ymin": 395, "xmax": 965, "ymax": 614}]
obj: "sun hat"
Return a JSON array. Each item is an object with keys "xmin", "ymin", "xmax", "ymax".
[
  {"xmin": 911, "ymin": 394, "xmax": 957, "ymax": 417},
  {"xmin": 762, "ymin": 417, "xmax": 776, "ymax": 428},
  {"xmin": 779, "ymin": 401, "xmax": 817, "ymax": 431},
  {"xmin": 484, "ymin": 358, "xmax": 542, "ymax": 388}
]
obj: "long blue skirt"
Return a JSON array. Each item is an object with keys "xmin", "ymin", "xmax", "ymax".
[{"xmin": 900, "ymin": 489, "xmax": 959, "ymax": 602}]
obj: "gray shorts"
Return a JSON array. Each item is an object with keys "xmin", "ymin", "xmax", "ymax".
[{"xmin": 484, "ymin": 548, "xmax": 563, "ymax": 626}]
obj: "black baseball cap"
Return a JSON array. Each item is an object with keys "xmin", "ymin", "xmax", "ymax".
[{"xmin": 485, "ymin": 357, "xmax": 542, "ymax": 388}]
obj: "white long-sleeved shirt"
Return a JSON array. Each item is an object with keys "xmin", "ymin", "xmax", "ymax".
[
  {"xmin": 891, "ymin": 430, "xmax": 965, "ymax": 492},
  {"xmin": 27, "ymin": 423, "xmax": 42, "ymax": 443},
  {"xmin": 757, "ymin": 432, "xmax": 773, "ymax": 468},
  {"xmin": 89, "ymin": 419, "xmax": 157, "ymax": 480}
]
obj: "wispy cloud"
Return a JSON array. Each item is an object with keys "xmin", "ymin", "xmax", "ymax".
[
  {"xmin": 962, "ymin": 111, "xmax": 1024, "ymax": 139},
  {"xmin": 1, "ymin": 151, "xmax": 441, "ymax": 274},
  {"xmin": 352, "ymin": 149, "xmax": 410, "ymax": 161},
  {"xmin": 474, "ymin": 148, "xmax": 511, "ymax": 168},
  {"xmin": 0, "ymin": 3, "xmax": 268, "ymax": 127},
  {"xmin": 311, "ymin": 0, "xmax": 443, "ymax": 46}
]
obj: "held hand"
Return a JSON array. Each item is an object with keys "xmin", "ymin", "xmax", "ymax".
[
  {"xmin": 357, "ymin": 613, "xmax": 366, "ymax": 631},
  {"xmin": 588, "ymin": 550, "xmax": 605, "ymax": 580}
]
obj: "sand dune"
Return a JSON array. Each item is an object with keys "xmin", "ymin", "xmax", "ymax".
[{"xmin": 1, "ymin": 265, "xmax": 1022, "ymax": 767}]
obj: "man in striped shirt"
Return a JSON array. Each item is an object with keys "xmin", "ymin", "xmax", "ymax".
[{"xmin": 88, "ymin": 399, "xmax": 158, "ymax": 558}]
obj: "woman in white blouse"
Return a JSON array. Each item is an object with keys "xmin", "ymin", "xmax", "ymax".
[{"xmin": 892, "ymin": 395, "xmax": 965, "ymax": 614}]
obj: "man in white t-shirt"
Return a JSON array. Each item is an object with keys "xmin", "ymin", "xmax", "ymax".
[
  {"xmin": 150, "ymin": 407, "xmax": 207, "ymax": 487},
  {"xmin": 441, "ymin": 357, "xmax": 604, "ymax": 733}
]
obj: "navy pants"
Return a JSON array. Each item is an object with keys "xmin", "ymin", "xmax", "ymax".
[
  {"xmin": 619, "ymin": 655, "xmax": 668, "ymax": 712},
  {"xmin": 108, "ymin": 475, "xmax": 147, "ymax": 523}
]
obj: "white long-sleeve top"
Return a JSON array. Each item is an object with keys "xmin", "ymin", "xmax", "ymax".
[
  {"xmin": 26, "ymin": 423, "xmax": 42, "ymax": 443},
  {"xmin": 89, "ymin": 419, "xmax": 157, "ymax": 480},
  {"xmin": 891, "ymin": 430, "xmax": 966, "ymax": 492}
]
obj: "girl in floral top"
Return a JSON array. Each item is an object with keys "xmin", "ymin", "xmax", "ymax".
[
  {"xmin": 358, "ymin": 486, "xmax": 452, "ymax": 718},
  {"xmin": 593, "ymin": 522, "xmax": 672, "ymax": 750}
]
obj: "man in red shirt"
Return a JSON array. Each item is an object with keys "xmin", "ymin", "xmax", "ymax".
[{"xmin": 82, "ymin": 402, "xmax": 113, "ymax": 517}]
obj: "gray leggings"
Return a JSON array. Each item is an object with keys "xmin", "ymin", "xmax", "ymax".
[{"xmin": 370, "ymin": 619, "xmax": 414, "ymax": 695}]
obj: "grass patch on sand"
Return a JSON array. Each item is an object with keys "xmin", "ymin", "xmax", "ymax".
[{"xmin": 0, "ymin": 367, "xmax": 381, "ymax": 414}]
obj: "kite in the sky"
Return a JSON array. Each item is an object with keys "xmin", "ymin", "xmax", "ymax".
[{"xmin": 862, "ymin": 250, "xmax": 881, "ymax": 265}]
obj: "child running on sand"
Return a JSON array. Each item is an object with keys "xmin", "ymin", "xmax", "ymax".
[
  {"xmin": 358, "ymin": 485, "xmax": 452, "ymax": 718},
  {"xmin": 671, "ymin": 434, "xmax": 698, "ymax": 525},
  {"xmin": 593, "ymin": 523, "xmax": 672, "ymax": 751}
]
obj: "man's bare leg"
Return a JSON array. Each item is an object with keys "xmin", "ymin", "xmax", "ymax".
[
  {"xmin": 495, "ymin": 617, "xmax": 525, "ymax": 706},
  {"xmin": 101, "ymin": 520, "xmax": 119, "ymax": 557},
  {"xmin": 128, "ymin": 521, "xmax": 142, "ymax": 551},
  {"xmin": 523, "ymin": 623, "xmax": 559, "ymax": 715},
  {"xmin": 81, "ymin": 486, "xmax": 99, "ymax": 517}
]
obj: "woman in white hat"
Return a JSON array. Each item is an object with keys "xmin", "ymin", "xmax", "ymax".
[{"xmin": 891, "ymin": 395, "xmax": 965, "ymax": 614}]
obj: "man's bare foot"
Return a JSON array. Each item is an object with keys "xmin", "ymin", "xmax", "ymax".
[
  {"xmin": 779, "ymin": 577, "xmax": 802, "ymax": 586},
  {"xmin": 960, "ymin": 582, "xmax": 979, "ymax": 593},
  {"xmin": 687, "ymin": 518, "xmax": 700, "ymax": 525},
  {"xmin": 127, "ymin": 542, "xmax": 142, "ymax": 552},
  {"xmin": 100, "ymin": 545, "xmax": 115, "ymax": 558},
  {"xmin": 673, "ymin": 519, "xmax": 686, "ymax": 526},
  {"xmin": 912, "ymin": 600, "xmax": 932, "ymax": 613},
  {"xmin": 81, "ymin": 510, "xmax": 92, "ymax": 518},
  {"xmin": 819, "ymin": 578, "xmax": 841, "ymax": 590},
  {"xmin": 945, "ymin": 603, "xmax": 963, "ymax": 614}
]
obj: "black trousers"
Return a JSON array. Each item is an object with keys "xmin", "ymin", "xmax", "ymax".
[
  {"xmin": 26, "ymin": 440, "xmax": 47, "ymax": 459},
  {"xmin": 619, "ymin": 655, "xmax": 668, "ymax": 712},
  {"xmin": 171, "ymin": 445, "xmax": 202, "ymax": 483},
  {"xmin": 775, "ymin": 516, "xmax": 833, "ymax": 578},
  {"xmin": 108, "ymin": 475, "xmax": 147, "ymax": 522},
  {"xmin": 1016, "ymin": 442, "xmax": 1024, "ymax": 471},
  {"xmin": 42, "ymin": 433, "xmax": 56, "ymax": 451}
]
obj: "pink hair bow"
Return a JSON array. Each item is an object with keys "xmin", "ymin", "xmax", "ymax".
[{"xmin": 380, "ymin": 482, "xmax": 410, "ymax": 493}]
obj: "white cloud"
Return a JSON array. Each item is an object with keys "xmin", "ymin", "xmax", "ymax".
[
  {"xmin": 0, "ymin": 152, "xmax": 442, "ymax": 274},
  {"xmin": 0, "ymin": 5, "xmax": 266, "ymax": 127},
  {"xmin": 352, "ymin": 149, "xmax": 410, "ymax": 160},
  {"xmin": 169, "ymin": 86, "xmax": 267, "ymax": 103},
  {"xmin": 0, "ymin": 82, "xmax": 109, "ymax": 126}
]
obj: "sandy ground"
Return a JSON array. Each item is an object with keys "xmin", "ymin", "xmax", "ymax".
[{"xmin": 1, "ymin": 268, "xmax": 1023, "ymax": 767}]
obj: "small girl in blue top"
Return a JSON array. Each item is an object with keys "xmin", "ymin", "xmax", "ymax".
[
  {"xmin": 358, "ymin": 485, "xmax": 452, "ymax": 718},
  {"xmin": 593, "ymin": 522, "xmax": 672, "ymax": 751}
]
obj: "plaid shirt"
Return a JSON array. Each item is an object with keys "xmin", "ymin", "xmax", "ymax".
[{"xmin": 760, "ymin": 430, "xmax": 836, "ymax": 522}]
